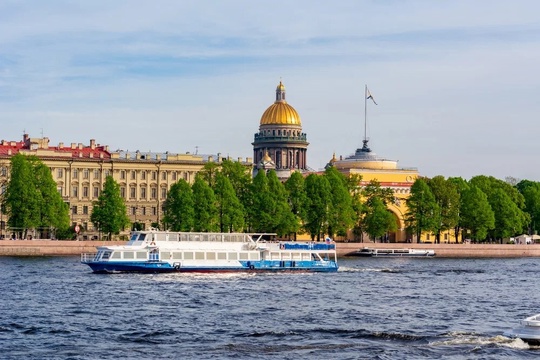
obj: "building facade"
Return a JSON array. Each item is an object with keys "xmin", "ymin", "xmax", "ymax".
[
  {"xmin": 252, "ymin": 81, "xmax": 309, "ymax": 180},
  {"xmin": 0, "ymin": 134, "xmax": 252, "ymax": 239}
]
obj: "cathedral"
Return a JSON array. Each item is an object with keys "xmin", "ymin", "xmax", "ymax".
[{"xmin": 252, "ymin": 81, "xmax": 309, "ymax": 180}]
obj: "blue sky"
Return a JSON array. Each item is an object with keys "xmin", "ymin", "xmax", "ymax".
[{"xmin": 1, "ymin": 1, "xmax": 540, "ymax": 180}]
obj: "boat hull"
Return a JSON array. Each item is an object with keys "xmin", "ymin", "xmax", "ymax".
[{"xmin": 83, "ymin": 261, "xmax": 338, "ymax": 273}]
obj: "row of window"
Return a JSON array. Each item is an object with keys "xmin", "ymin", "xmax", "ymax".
[
  {"xmin": 57, "ymin": 168, "xmax": 190, "ymax": 181},
  {"xmin": 72, "ymin": 205, "xmax": 159, "ymax": 216},
  {"xmin": 64, "ymin": 185, "xmax": 168, "ymax": 200}
]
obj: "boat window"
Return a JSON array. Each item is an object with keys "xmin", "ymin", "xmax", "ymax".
[
  {"xmin": 130, "ymin": 234, "xmax": 139, "ymax": 241},
  {"xmin": 239, "ymin": 252, "xmax": 249, "ymax": 260},
  {"xmin": 102, "ymin": 251, "xmax": 111, "ymax": 260},
  {"xmin": 228, "ymin": 252, "xmax": 238, "ymax": 260},
  {"xmin": 292, "ymin": 253, "xmax": 302, "ymax": 260},
  {"xmin": 139, "ymin": 234, "xmax": 147, "ymax": 241},
  {"xmin": 217, "ymin": 252, "xmax": 227, "ymax": 260},
  {"xmin": 249, "ymin": 252, "xmax": 259, "ymax": 260},
  {"xmin": 195, "ymin": 252, "xmax": 205, "ymax": 260},
  {"xmin": 111, "ymin": 252, "xmax": 121, "ymax": 259},
  {"xmin": 206, "ymin": 252, "xmax": 216, "ymax": 260},
  {"xmin": 156, "ymin": 233, "xmax": 167, "ymax": 241},
  {"xmin": 136, "ymin": 252, "xmax": 147, "ymax": 259},
  {"xmin": 169, "ymin": 233, "xmax": 179, "ymax": 241},
  {"xmin": 172, "ymin": 252, "xmax": 182, "ymax": 260},
  {"xmin": 161, "ymin": 251, "xmax": 171, "ymax": 259},
  {"xmin": 123, "ymin": 252, "xmax": 134, "ymax": 259},
  {"xmin": 184, "ymin": 252, "xmax": 194, "ymax": 260}
]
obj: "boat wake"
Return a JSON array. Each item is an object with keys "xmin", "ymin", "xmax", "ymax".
[
  {"xmin": 431, "ymin": 331, "xmax": 531, "ymax": 349},
  {"xmin": 338, "ymin": 266, "xmax": 400, "ymax": 273}
]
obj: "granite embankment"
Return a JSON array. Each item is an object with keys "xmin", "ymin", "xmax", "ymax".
[{"xmin": 1, "ymin": 239, "xmax": 540, "ymax": 258}]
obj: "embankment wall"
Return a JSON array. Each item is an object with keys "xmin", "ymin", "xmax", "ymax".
[{"xmin": 1, "ymin": 240, "xmax": 540, "ymax": 258}]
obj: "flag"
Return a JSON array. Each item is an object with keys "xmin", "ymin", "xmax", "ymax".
[{"xmin": 366, "ymin": 87, "xmax": 377, "ymax": 105}]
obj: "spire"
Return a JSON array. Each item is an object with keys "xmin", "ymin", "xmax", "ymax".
[{"xmin": 275, "ymin": 81, "xmax": 286, "ymax": 103}]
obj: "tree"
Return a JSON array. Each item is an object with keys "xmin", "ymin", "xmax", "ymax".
[
  {"xmin": 198, "ymin": 161, "xmax": 220, "ymax": 188},
  {"xmin": 516, "ymin": 180, "xmax": 540, "ymax": 235},
  {"xmin": 364, "ymin": 196, "xmax": 397, "ymax": 241},
  {"xmin": 163, "ymin": 179, "xmax": 194, "ymax": 231},
  {"xmin": 3, "ymin": 154, "xmax": 69, "ymax": 239},
  {"xmin": 304, "ymin": 174, "xmax": 331, "ymax": 241},
  {"xmin": 250, "ymin": 170, "xmax": 273, "ymax": 232},
  {"xmin": 91, "ymin": 176, "xmax": 130, "ymax": 240},
  {"xmin": 214, "ymin": 172, "xmax": 244, "ymax": 232},
  {"xmin": 405, "ymin": 178, "xmax": 440, "ymax": 243},
  {"xmin": 324, "ymin": 166, "xmax": 355, "ymax": 238},
  {"xmin": 267, "ymin": 170, "xmax": 297, "ymax": 236},
  {"xmin": 488, "ymin": 189, "xmax": 527, "ymax": 242},
  {"xmin": 284, "ymin": 171, "xmax": 307, "ymax": 240},
  {"xmin": 460, "ymin": 185, "xmax": 495, "ymax": 241},
  {"xmin": 221, "ymin": 160, "xmax": 254, "ymax": 230},
  {"xmin": 447, "ymin": 177, "xmax": 469, "ymax": 242},
  {"xmin": 192, "ymin": 175, "xmax": 219, "ymax": 232},
  {"xmin": 427, "ymin": 176, "xmax": 460, "ymax": 243}
]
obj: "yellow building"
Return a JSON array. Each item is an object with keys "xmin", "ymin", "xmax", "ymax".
[
  {"xmin": 0, "ymin": 134, "xmax": 252, "ymax": 239},
  {"xmin": 329, "ymin": 139, "xmax": 419, "ymax": 242}
]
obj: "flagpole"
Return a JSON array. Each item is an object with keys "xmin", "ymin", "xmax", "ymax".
[{"xmin": 364, "ymin": 84, "xmax": 367, "ymax": 143}]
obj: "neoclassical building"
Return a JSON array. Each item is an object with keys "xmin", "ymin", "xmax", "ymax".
[
  {"xmin": 0, "ymin": 134, "xmax": 252, "ymax": 239},
  {"xmin": 252, "ymin": 81, "xmax": 309, "ymax": 179},
  {"xmin": 328, "ymin": 139, "xmax": 420, "ymax": 242}
]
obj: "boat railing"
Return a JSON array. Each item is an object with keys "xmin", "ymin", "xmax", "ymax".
[{"xmin": 81, "ymin": 253, "xmax": 98, "ymax": 263}]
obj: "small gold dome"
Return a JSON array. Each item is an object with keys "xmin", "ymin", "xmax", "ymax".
[
  {"xmin": 260, "ymin": 102, "xmax": 302, "ymax": 126},
  {"xmin": 276, "ymin": 81, "xmax": 285, "ymax": 91}
]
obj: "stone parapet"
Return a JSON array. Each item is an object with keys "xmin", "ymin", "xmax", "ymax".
[{"xmin": 0, "ymin": 240, "xmax": 127, "ymax": 256}]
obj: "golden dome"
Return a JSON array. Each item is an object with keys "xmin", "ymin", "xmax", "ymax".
[
  {"xmin": 260, "ymin": 102, "xmax": 302, "ymax": 126},
  {"xmin": 260, "ymin": 81, "xmax": 302, "ymax": 126}
]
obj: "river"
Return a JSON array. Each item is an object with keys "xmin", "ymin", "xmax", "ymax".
[{"xmin": 0, "ymin": 256, "xmax": 538, "ymax": 359}]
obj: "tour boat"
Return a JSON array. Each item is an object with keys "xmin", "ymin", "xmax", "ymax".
[
  {"xmin": 504, "ymin": 313, "xmax": 540, "ymax": 345},
  {"xmin": 81, "ymin": 230, "xmax": 338, "ymax": 273},
  {"xmin": 347, "ymin": 247, "xmax": 436, "ymax": 257}
]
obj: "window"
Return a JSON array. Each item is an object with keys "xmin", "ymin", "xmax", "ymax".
[
  {"xmin": 83, "ymin": 186, "xmax": 89, "ymax": 198},
  {"xmin": 184, "ymin": 172, "xmax": 189, "ymax": 181},
  {"xmin": 57, "ymin": 169, "xmax": 63, "ymax": 178},
  {"xmin": 161, "ymin": 187, "xmax": 167, "ymax": 199},
  {"xmin": 93, "ymin": 169, "xmax": 100, "ymax": 179},
  {"xmin": 172, "ymin": 172, "xmax": 177, "ymax": 181},
  {"xmin": 104, "ymin": 170, "xmax": 111, "ymax": 177},
  {"xmin": 142, "ymin": 207, "xmax": 146, "ymax": 216},
  {"xmin": 83, "ymin": 169, "xmax": 89, "ymax": 179},
  {"xmin": 83, "ymin": 206, "xmax": 88, "ymax": 215},
  {"xmin": 140, "ymin": 187, "xmax": 146, "ymax": 199},
  {"xmin": 130, "ymin": 187, "xmax": 136, "ymax": 199},
  {"xmin": 152, "ymin": 171, "xmax": 157, "ymax": 181},
  {"xmin": 120, "ymin": 187, "xmax": 126, "ymax": 198},
  {"xmin": 72, "ymin": 186, "xmax": 78, "ymax": 197},
  {"xmin": 151, "ymin": 187, "xmax": 157, "ymax": 199},
  {"xmin": 93, "ymin": 186, "xmax": 99, "ymax": 198},
  {"xmin": 141, "ymin": 171, "xmax": 146, "ymax": 180},
  {"xmin": 120, "ymin": 170, "xmax": 126, "ymax": 180},
  {"xmin": 131, "ymin": 171, "xmax": 136, "ymax": 180},
  {"xmin": 131, "ymin": 206, "xmax": 137, "ymax": 215},
  {"xmin": 57, "ymin": 186, "xmax": 62, "ymax": 195},
  {"xmin": 152, "ymin": 207, "xmax": 157, "ymax": 216},
  {"xmin": 162, "ymin": 172, "xmax": 167, "ymax": 180},
  {"xmin": 72, "ymin": 206, "xmax": 77, "ymax": 215},
  {"xmin": 72, "ymin": 169, "xmax": 78, "ymax": 179}
]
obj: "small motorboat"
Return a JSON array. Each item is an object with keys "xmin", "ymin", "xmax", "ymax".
[
  {"xmin": 504, "ymin": 313, "xmax": 540, "ymax": 345},
  {"xmin": 347, "ymin": 247, "xmax": 435, "ymax": 257}
]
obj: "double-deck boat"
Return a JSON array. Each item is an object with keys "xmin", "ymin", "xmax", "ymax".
[
  {"xmin": 504, "ymin": 313, "xmax": 540, "ymax": 345},
  {"xmin": 81, "ymin": 230, "xmax": 338, "ymax": 273},
  {"xmin": 347, "ymin": 247, "xmax": 436, "ymax": 257}
]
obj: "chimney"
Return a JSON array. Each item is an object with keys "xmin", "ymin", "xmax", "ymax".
[
  {"xmin": 90, "ymin": 139, "xmax": 96, "ymax": 149},
  {"xmin": 71, "ymin": 143, "xmax": 76, "ymax": 149},
  {"xmin": 58, "ymin": 142, "xmax": 64, "ymax": 149},
  {"xmin": 78, "ymin": 143, "xmax": 83, "ymax": 150}
]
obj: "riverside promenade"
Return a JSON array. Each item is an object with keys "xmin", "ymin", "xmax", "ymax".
[{"xmin": 1, "ymin": 239, "xmax": 540, "ymax": 258}]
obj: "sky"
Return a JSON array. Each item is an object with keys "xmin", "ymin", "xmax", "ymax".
[{"xmin": 1, "ymin": 1, "xmax": 540, "ymax": 181}]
